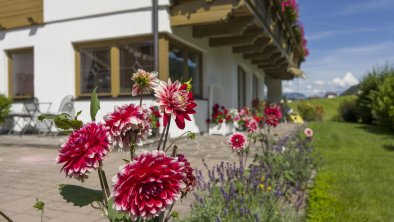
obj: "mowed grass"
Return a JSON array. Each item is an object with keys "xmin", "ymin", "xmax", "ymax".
[
  {"xmin": 288, "ymin": 96, "xmax": 356, "ymax": 121},
  {"xmin": 307, "ymin": 121, "xmax": 394, "ymax": 222}
]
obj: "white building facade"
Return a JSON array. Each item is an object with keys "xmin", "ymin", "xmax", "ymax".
[{"xmin": 0, "ymin": 0, "xmax": 304, "ymax": 136}]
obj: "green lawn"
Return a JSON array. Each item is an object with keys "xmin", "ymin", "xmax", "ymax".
[
  {"xmin": 307, "ymin": 121, "xmax": 394, "ymax": 221},
  {"xmin": 288, "ymin": 96, "xmax": 356, "ymax": 121}
]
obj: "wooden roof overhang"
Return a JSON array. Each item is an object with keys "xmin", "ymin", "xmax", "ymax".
[
  {"xmin": 170, "ymin": 0, "xmax": 304, "ymax": 80},
  {"xmin": 0, "ymin": 0, "xmax": 43, "ymax": 30}
]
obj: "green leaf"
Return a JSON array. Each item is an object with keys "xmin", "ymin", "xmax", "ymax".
[
  {"xmin": 58, "ymin": 184, "xmax": 103, "ymax": 207},
  {"xmin": 90, "ymin": 86, "xmax": 100, "ymax": 121},
  {"xmin": 38, "ymin": 115, "xmax": 57, "ymax": 121},
  {"xmin": 54, "ymin": 118, "xmax": 83, "ymax": 130},
  {"xmin": 39, "ymin": 113, "xmax": 83, "ymax": 130},
  {"xmin": 107, "ymin": 198, "xmax": 132, "ymax": 222},
  {"xmin": 74, "ymin": 110, "xmax": 82, "ymax": 120},
  {"xmin": 33, "ymin": 198, "xmax": 45, "ymax": 211}
]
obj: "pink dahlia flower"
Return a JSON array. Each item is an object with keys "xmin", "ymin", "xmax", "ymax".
[
  {"xmin": 304, "ymin": 128, "xmax": 313, "ymax": 138},
  {"xmin": 131, "ymin": 69, "xmax": 158, "ymax": 96},
  {"xmin": 264, "ymin": 105, "xmax": 283, "ymax": 127},
  {"xmin": 56, "ymin": 122, "xmax": 110, "ymax": 181},
  {"xmin": 104, "ymin": 104, "xmax": 151, "ymax": 150},
  {"xmin": 228, "ymin": 133, "xmax": 248, "ymax": 152},
  {"xmin": 154, "ymin": 79, "xmax": 197, "ymax": 129},
  {"xmin": 177, "ymin": 154, "xmax": 196, "ymax": 197},
  {"xmin": 112, "ymin": 151, "xmax": 186, "ymax": 221},
  {"xmin": 247, "ymin": 119, "xmax": 258, "ymax": 133}
]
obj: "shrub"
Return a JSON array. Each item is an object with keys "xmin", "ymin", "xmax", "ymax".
[
  {"xmin": 0, "ymin": 94, "xmax": 12, "ymax": 124},
  {"xmin": 357, "ymin": 65, "xmax": 394, "ymax": 124},
  {"xmin": 338, "ymin": 97, "xmax": 359, "ymax": 123},
  {"xmin": 371, "ymin": 75, "xmax": 394, "ymax": 129},
  {"xmin": 297, "ymin": 102, "xmax": 324, "ymax": 121}
]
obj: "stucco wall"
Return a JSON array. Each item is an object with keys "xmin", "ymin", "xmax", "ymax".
[
  {"xmin": 0, "ymin": 2, "xmax": 268, "ymax": 137},
  {"xmin": 44, "ymin": 0, "xmax": 171, "ymax": 22}
]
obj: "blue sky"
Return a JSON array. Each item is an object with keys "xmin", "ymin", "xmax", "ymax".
[{"xmin": 284, "ymin": 0, "xmax": 394, "ymax": 96}]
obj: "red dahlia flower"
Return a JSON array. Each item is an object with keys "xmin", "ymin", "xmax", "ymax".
[
  {"xmin": 264, "ymin": 105, "xmax": 282, "ymax": 127},
  {"xmin": 131, "ymin": 69, "xmax": 158, "ymax": 96},
  {"xmin": 177, "ymin": 154, "xmax": 196, "ymax": 197},
  {"xmin": 112, "ymin": 151, "xmax": 186, "ymax": 221},
  {"xmin": 228, "ymin": 133, "xmax": 248, "ymax": 152},
  {"xmin": 56, "ymin": 122, "xmax": 110, "ymax": 182},
  {"xmin": 153, "ymin": 79, "xmax": 197, "ymax": 129},
  {"xmin": 104, "ymin": 104, "xmax": 151, "ymax": 150},
  {"xmin": 247, "ymin": 119, "xmax": 258, "ymax": 133}
]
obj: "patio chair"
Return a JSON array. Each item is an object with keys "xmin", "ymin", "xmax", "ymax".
[
  {"xmin": 7, "ymin": 97, "xmax": 41, "ymax": 135},
  {"xmin": 37, "ymin": 95, "xmax": 75, "ymax": 136}
]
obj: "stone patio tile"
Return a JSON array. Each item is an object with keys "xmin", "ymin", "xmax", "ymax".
[{"xmin": 0, "ymin": 123, "xmax": 302, "ymax": 221}]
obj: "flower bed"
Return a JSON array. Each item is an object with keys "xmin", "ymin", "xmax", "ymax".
[{"xmin": 184, "ymin": 107, "xmax": 315, "ymax": 221}]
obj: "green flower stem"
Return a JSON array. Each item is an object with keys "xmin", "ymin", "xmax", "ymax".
[
  {"xmin": 100, "ymin": 169, "xmax": 111, "ymax": 203},
  {"xmin": 0, "ymin": 210, "xmax": 13, "ymax": 222},
  {"xmin": 139, "ymin": 93, "xmax": 143, "ymax": 107},
  {"xmin": 156, "ymin": 115, "xmax": 170, "ymax": 151},
  {"xmin": 164, "ymin": 203, "xmax": 175, "ymax": 222},
  {"xmin": 97, "ymin": 166, "xmax": 108, "ymax": 207},
  {"xmin": 164, "ymin": 131, "xmax": 192, "ymax": 153},
  {"xmin": 40, "ymin": 209, "xmax": 44, "ymax": 222},
  {"xmin": 171, "ymin": 145, "xmax": 178, "ymax": 157},
  {"xmin": 162, "ymin": 120, "xmax": 171, "ymax": 151},
  {"xmin": 129, "ymin": 131, "xmax": 138, "ymax": 159}
]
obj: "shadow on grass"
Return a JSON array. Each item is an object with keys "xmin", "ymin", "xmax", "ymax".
[
  {"xmin": 383, "ymin": 144, "xmax": 394, "ymax": 151},
  {"xmin": 357, "ymin": 124, "xmax": 394, "ymax": 137}
]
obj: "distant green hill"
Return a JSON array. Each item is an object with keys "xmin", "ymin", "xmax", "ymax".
[
  {"xmin": 341, "ymin": 84, "xmax": 359, "ymax": 96},
  {"xmin": 288, "ymin": 95, "xmax": 357, "ymax": 121}
]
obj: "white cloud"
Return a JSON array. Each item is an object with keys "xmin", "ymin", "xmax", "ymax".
[
  {"xmin": 332, "ymin": 72, "xmax": 359, "ymax": 88},
  {"xmin": 314, "ymin": 80, "xmax": 326, "ymax": 86}
]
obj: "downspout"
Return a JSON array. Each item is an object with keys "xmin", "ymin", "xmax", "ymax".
[{"xmin": 152, "ymin": 0, "xmax": 159, "ymax": 71}]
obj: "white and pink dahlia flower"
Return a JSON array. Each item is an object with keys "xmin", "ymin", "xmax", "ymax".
[
  {"xmin": 131, "ymin": 69, "xmax": 158, "ymax": 96},
  {"xmin": 304, "ymin": 128, "xmax": 314, "ymax": 138},
  {"xmin": 228, "ymin": 133, "xmax": 248, "ymax": 152},
  {"xmin": 247, "ymin": 119, "xmax": 258, "ymax": 133},
  {"xmin": 112, "ymin": 151, "xmax": 186, "ymax": 221},
  {"xmin": 153, "ymin": 79, "xmax": 197, "ymax": 129},
  {"xmin": 104, "ymin": 104, "xmax": 151, "ymax": 150},
  {"xmin": 57, "ymin": 122, "xmax": 110, "ymax": 182},
  {"xmin": 177, "ymin": 154, "xmax": 196, "ymax": 197}
]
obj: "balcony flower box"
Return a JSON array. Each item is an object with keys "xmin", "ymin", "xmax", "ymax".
[{"xmin": 209, "ymin": 121, "xmax": 235, "ymax": 136}]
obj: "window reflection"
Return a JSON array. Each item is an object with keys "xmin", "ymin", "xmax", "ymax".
[
  {"xmin": 11, "ymin": 50, "xmax": 34, "ymax": 98},
  {"xmin": 120, "ymin": 42, "xmax": 154, "ymax": 93},
  {"xmin": 80, "ymin": 47, "xmax": 111, "ymax": 94},
  {"xmin": 169, "ymin": 43, "xmax": 202, "ymax": 98}
]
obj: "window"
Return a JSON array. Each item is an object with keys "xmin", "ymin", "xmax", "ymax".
[
  {"xmin": 75, "ymin": 35, "xmax": 202, "ymax": 98},
  {"xmin": 80, "ymin": 47, "xmax": 111, "ymax": 94},
  {"xmin": 238, "ymin": 66, "xmax": 246, "ymax": 109},
  {"xmin": 119, "ymin": 42, "xmax": 154, "ymax": 93},
  {"xmin": 7, "ymin": 48, "xmax": 34, "ymax": 99},
  {"xmin": 75, "ymin": 37, "xmax": 154, "ymax": 97},
  {"xmin": 169, "ymin": 42, "xmax": 202, "ymax": 98},
  {"xmin": 252, "ymin": 74, "xmax": 259, "ymax": 100}
]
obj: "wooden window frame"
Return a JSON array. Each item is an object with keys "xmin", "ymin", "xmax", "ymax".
[
  {"xmin": 164, "ymin": 36, "xmax": 203, "ymax": 98},
  {"xmin": 74, "ymin": 34, "xmax": 203, "ymax": 99},
  {"xmin": 6, "ymin": 47, "xmax": 34, "ymax": 100},
  {"xmin": 74, "ymin": 35, "xmax": 155, "ymax": 98}
]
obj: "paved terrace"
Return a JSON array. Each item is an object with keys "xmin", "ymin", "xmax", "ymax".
[{"xmin": 0, "ymin": 123, "xmax": 302, "ymax": 222}]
